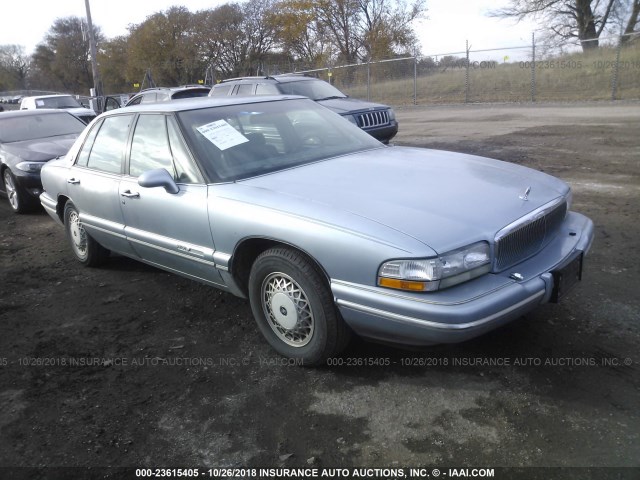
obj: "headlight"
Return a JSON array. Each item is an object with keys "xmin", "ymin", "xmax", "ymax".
[
  {"xmin": 565, "ymin": 188, "xmax": 573, "ymax": 212},
  {"xmin": 378, "ymin": 242, "xmax": 491, "ymax": 292},
  {"xmin": 15, "ymin": 162, "xmax": 45, "ymax": 173},
  {"xmin": 344, "ymin": 114, "xmax": 358, "ymax": 126},
  {"xmin": 387, "ymin": 108, "xmax": 396, "ymax": 121}
]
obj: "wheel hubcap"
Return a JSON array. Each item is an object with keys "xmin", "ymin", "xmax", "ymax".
[
  {"xmin": 262, "ymin": 272, "xmax": 314, "ymax": 347},
  {"xmin": 69, "ymin": 211, "xmax": 87, "ymax": 258},
  {"xmin": 3, "ymin": 172, "xmax": 18, "ymax": 210}
]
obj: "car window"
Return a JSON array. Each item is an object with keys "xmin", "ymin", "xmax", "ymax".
[
  {"xmin": 127, "ymin": 96, "xmax": 142, "ymax": 106},
  {"xmin": 256, "ymin": 83, "xmax": 280, "ymax": 95},
  {"xmin": 236, "ymin": 84, "xmax": 255, "ymax": 96},
  {"xmin": 34, "ymin": 95, "xmax": 83, "ymax": 109},
  {"xmin": 278, "ymin": 79, "xmax": 347, "ymax": 100},
  {"xmin": 76, "ymin": 119, "xmax": 104, "ymax": 167},
  {"xmin": 171, "ymin": 89, "xmax": 210, "ymax": 100},
  {"xmin": 129, "ymin": 115, "xmax": 174, "ymax": 177},
  {"xmin": 177, "ymin": 98, "xmax": 382, "ymax": 182},
  {"xmin": 167, "ymin": 116, "xmax": 203, "ymax": 184},
  {"xmin": 84, "ymin": 114, "xmax": 134, "ymax": 174},
  {"xmin": 210, "ymin": 85, "xmax": 232, "ymax": 97},
  {"xmin": 141, "ymin": 93, "xmax": 158, "ymax": 104},
  {"xmin": 0, "ymin": 112, "xmax": 85, "ymax": 143}
]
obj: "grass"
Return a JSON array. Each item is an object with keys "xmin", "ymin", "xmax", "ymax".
[{"xmin": 324, "ymin": 42, "xmax": 640, "ymax": 105}]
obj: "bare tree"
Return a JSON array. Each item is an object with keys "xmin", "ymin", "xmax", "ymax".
[
  {"xmin": 0, "ymin": 45, "xmax": 30, "ymax": 90},
  {"xmin": 621, "ymin": 0, "xmax": 640, "ymax": 42},
  {"xmin": 491, "ymin": 0, "xmax": 620, "ymax": 50}
]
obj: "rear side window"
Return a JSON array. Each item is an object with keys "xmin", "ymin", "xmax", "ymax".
[
  {"xmin": 256, "ymin": 83, "xmax": 280, "ymax": 95},
  {"xmin": 235, "ymin": 84, "xmax": 255, "ymax": 96},
  {"xmin": 84, "ymin": 115, "xmax": 134, "ymax": 174},
  {"xmin": 210, "ymin": 85, "xmax": 232, "ymax": 97}
]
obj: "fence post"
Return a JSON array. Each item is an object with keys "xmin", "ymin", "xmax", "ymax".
[
  {"xmin": 414, "ymin": 56, "xmax": 418, "ymax": 105},
  {"xmin": 611, "ymin": 32, "xmax": 623, "ymax": 101},
  {"xmin": 465, "ymin": 40, "xmax": 470, "ymax": 103},
  {"xmin": 367, "ymin": 60, "xmax": 371, "ymax": 101},
  {"xmin": 531, "ymin": 32, "xmax": 536, "ymax": 103}
]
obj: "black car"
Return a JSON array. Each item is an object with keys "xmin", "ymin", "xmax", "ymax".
[
  {"xmin": 0, "ymin": 110, "xmax": 86, "ymax": 213},
  {"xmin": 124, "ymin": 86, "xmax": 211, "ymax": 107},
  {"xmin": 210, "ymin": 75, "xmax": 398, "ymax": 143}
]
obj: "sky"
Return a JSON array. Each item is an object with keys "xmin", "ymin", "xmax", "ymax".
[{"xmin": 0, "ymin": 0, "xmax": 540, "ymax": 59}]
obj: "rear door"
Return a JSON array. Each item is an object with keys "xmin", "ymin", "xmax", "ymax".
[
  {"xmin": 67, "ymin": 114, "xmax": 137, "ymax": 256},
  {"xmin": 118, "ymin": 114, "xmax": 224, "ymax": 286}
]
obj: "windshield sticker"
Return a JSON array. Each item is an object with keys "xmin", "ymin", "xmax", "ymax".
[
  {"xmin": 36, "ymin": 100, "xmax": 45, "ymax": 107},
  {"xmin": 196, "ymin": 120, "xmax": 248, "ymax": 151}
]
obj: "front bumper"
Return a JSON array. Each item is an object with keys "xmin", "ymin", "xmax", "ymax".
[
  {"xmin": 11, "ymin": 169, "xmax": 43, "ymax": 200},
  {"xmin": 332, "ymin": 212, "xmax": 594, "ymax": 345},
  {"xmin": 363, "ymin": 121, "xmax": 398, "ymax": 143}
]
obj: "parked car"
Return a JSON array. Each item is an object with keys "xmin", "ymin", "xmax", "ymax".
[
  {"xmin": 0, "ymin": 110, "xmax": 87, "ymax": 213},
  {"xmin": 19, "ymin": 94, "xmax": 97, "ymax": 124},
  {"xmin": 40, "ymin": 95, "xmax": 593, "ymax": 364},
  {"xmin": 124, "ymin": 86, "xmax": 211, "ymax": 107},
  {"xmin": 210, "ymin": 74, "xmax": 398, "ymax": 143}
]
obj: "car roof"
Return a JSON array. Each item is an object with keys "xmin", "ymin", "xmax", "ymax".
[
  {"xmin": 218, "ymin": 75, "xmax": 317, "ymax": 85},
  {"xmin": 135, "ymin": 86, "xmax": 211, "ymax": 93},
  {"xmin": 21, "ymin": 94, "xmax": 75, "ymax": 100},
  {"xmin": 0, "ymin": 109, "xmax": 76, "ymax": 119},
  {"xmin": 108, "ymin": 95, "xmax": 307, "ymax": 115}
]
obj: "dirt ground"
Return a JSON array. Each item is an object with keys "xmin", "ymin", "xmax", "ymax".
[{"xmin": 1, "ymin": 102, "xmax": 639, "ymax": 478}]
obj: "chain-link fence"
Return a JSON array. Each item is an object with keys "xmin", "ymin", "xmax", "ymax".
[
  {"xmin": 287, "ymin": 32, "xmax": 640, "ymax": 105},
  {"xmin": 3, "ymin": 34, "xmax": 639, "ymax": 108}
]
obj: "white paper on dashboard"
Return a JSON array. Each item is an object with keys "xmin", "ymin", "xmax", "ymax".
[{"xmin": 196, "ymin": 120, "xmax": 248, "ymax": 151}]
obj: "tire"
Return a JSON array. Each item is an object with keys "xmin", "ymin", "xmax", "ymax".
[
  {"xmin": 63, "ymin": 201, "xmax": 109, "ymax": 267},
  {"xmin": 3, "ymin": 168, "xmax": 33, "ymax": 213},
  {"xmin": 248, "ymin": 247, "xmax": 350, "ymax": 365}
]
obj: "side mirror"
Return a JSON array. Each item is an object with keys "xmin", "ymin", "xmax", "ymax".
[{"xmin": 138, "ymin": 168, "xmax": 179, "ymax": 194}]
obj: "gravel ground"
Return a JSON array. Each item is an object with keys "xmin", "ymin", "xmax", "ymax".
[{"xmin": 0, "ymin": 102, "xmax": 639, "ymax": 479}]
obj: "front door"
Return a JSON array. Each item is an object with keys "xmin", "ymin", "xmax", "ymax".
[{"xmin": 119, "ymin": 114, "xmax": 224, "ymax": 286}]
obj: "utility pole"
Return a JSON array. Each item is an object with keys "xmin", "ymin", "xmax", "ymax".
[{"xmin": 84, "ymin": 0, "xmax": 103, "ymax": 113}]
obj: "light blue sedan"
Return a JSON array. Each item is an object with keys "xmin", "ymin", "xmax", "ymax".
[{"xmin": 40, "ymin": 96, "xmax": 594, "ymax": 365}]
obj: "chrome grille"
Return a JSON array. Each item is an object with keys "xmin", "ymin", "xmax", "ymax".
[
  {"xmin": 357, "ymin": 110, "xmax": 390, "ymax": 129},
  {"xmin": 494, "ymin": 198, "xmax": 567, "ymax": 271}
]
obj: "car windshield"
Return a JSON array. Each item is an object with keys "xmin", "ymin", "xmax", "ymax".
[
  {"xmin": 178, "ymin": 98, "xmax": 382, "ymax": 182},
  {"xmin": 35, "ymin": 96, "xmax": 83, "ymax": 109},
  {"xmin": 0, "ymin": 112, "xmax": 86, "ymax": 143},
  {"xmin": 277, "ymin": 79, "xmax": 347, "ymax": 101}
]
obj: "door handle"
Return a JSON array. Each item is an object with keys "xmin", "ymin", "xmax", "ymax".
[
  {"xmin": 67, "ymin": 178, "xmax": 80, "ymax": 184},
  {"xmin": 120, "ymin": 190, "xmax": 140, "ymax": 198}
]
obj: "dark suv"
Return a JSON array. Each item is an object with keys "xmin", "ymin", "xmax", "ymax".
[
  {"xmin": 210, "ymin": 75, "xmax": 398, "ymax": 143},
  {"xmin": 125, "ymin": 86, "xmax": 211, "ymax": 107}
]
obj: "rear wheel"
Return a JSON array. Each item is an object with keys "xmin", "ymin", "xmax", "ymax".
[
  {"xmin": 248, "ymin": 247, "xmax": 350, "ymax": 365},
  {"xmin": 64, "ymin": 201, "xmax": 109, "ymax": 267}
]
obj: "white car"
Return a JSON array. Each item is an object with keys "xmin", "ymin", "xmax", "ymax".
[{"xmin": 20, "ymin": 95, "xmax": 96, "ymax": 124}]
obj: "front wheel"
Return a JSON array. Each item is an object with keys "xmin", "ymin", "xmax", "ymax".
[
  {"xmin": 64, "ymin": 201, "xmax": 109, "ymax": 267},
  {"xmin": 3, "ymin": 169, "xmax": 32, "ymax": 213},
  {"xmin": 248, "ymin": 247, "xmax": 350, "ymax": 365}
]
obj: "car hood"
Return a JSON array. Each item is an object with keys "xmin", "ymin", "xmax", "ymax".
[
  {"xmin": 1, "ymin": 134, "xmax": 79, "ymax": 162},
  {"xmin": 233, "ymin": 147, "xmax": 569, "ymax": 254},
  {"xmin": 317, "ymin": 97, "xmax": 390, "ymax": 114}
]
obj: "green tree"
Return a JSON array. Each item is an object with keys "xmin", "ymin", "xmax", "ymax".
[
  {"xmin": 30, "ymin": 16, "xmax": 103, "ymax": 93},
  {"xmin": 98, "ymin": 36, "xmax": 130, "ymax": 93},
  {"xmin": 126, "ymin": 6, "xmax": 204, "ymax": 87}
]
